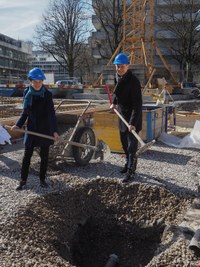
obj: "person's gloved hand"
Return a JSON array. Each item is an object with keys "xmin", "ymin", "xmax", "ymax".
[
  {"xmin": 128, "ymin": 125, "xmax": 136, "ymax": 132},
  {"xmin": 110, "ymin": 104, "xmax": 117, "ymax": 111}
]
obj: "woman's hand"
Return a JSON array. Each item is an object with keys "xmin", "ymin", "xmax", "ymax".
[
  {"xmin": 10, "ymin": 125, "xmax": 20, "ymax": 131},
  {"xmin": 53, "ymin": 132, "xmax": 60, "ymax": 142}
]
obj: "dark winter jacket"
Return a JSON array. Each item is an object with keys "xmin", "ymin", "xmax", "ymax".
[
  {"xmin": 112, "ymin": 69, "xmax": 142, "ymax": 133},
  {"xmin": 16, "ymin": 86, "xmax": 58, "ymax": 147}
]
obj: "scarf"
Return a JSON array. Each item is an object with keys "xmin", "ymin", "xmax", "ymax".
[
  {"xmin": 23, "ymin": 86, "xmax": 45, "ymax": 109},
  {"xmin": 114, "ymin": 70, "xmax": 133, "ymax": 93}
]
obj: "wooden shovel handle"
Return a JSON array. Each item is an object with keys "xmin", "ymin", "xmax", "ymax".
[
  {"xmin": 113, "ymin": 108, "xmax": 145, "ymax": 146},
  {"xmin": 4, "ymin": 125, "xmax": 55, "ymax": 140},
  {"xmin": 4, "ymin": 125, "xmax": 99, "ymax": 151}
]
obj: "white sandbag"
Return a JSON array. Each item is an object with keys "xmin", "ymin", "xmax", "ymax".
[
  {"xmin": 158, "ymin": 120, "xmax": 200, "ymax": 149},
  {"xmin": 0, "ymin": 125, "xmax": 11, "ymax": 145},
  {"xmin": 190, "ymin": 120, "xmax": 200, "ymax": 144}
]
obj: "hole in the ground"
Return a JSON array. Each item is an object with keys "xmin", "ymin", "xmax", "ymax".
[
  {"xmin": 2, "ymin": 179, "xmax": 194, "ymax": 266},
  {"xmin": 70, "ymin": 216, "xmax": 164, "ymax": 267}
]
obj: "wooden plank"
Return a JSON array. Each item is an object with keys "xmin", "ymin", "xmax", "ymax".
[
  {"xmin": 176, "ymin": 112, "xmax": 200, "ymax": 128},
  {"xmin": 56, "ymin": 105, "xmax": 110, "ymax": 116}
]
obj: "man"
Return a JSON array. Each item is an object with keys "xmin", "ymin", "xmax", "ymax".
[{"xmin": 110, "ymin": 53, "xmax": 142, "ymax": 182}]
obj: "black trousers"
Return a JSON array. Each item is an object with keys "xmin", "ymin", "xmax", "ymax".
[
  {"xmin": 120, "ymin": 130, "xmax": 138, "ymax": 170},
  {"xmin": 21, "ymin": 145, "xmax": 49, "ymax": 182}
]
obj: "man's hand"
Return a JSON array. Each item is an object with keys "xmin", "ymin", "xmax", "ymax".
[
  {"xmin": 110, "ymin": 104, "xmax": 117, "ymax": 111},
  {"xmin": 128, "ymin": 125, "xmax": 136, "ymax": 132}
]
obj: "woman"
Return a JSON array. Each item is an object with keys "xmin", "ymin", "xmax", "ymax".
[{"xmin": 11, "ymin": 67, "xmax": 59, "ymax": 190}]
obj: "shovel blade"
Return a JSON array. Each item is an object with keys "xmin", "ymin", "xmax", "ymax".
[{"xmin": 136, "ymin": 140, "xmax": 155, "ymax": 157}]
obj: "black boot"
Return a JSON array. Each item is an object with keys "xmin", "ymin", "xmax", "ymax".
[
  {"xmin": 122, "ymin": 157, "xmax": 138, "ymax": 183},
  {"xmin": 120, "ymin": 163, "xmax": 128, "ymax": 174},
  {"xmin": 16, "ymin": 180, "xmax": 26, "ymax": 191},
  {"xmin": 122, "ymin": 169, "xmax": 135, "ymax": 183}
]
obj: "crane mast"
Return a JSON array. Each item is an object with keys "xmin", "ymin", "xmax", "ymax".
[{"xmin": 122, "ymin": 0, "xmax": 154, "ymax": 70}]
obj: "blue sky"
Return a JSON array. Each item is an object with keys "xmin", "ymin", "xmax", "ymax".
[{"xmin": 0, "ymin": 0, "xmax": 50, "ymax": 41}]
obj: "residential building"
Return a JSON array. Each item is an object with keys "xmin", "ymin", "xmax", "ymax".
[
  {"xmin": 0, "ymin": 33, "xmax": 83, "ymax": 85},
  {"xmin": 31, "ymin": 50, "xmax": 68, "ymax": 83},
  {"xmin": 91, "ymin": 0, "xmax": 200, "ymax": 84},
  {"xmin": 154, "ymin": 0, "xmax": 200, "ymax": 81},
  {"xmin": 0, "ymin": 33, "xmax": 32, "ymax": 84}
]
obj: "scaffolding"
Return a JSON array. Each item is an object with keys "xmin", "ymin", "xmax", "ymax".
[
  {"xmin": 96, "ymin": 0, "xmax": 178, "ymax": 85},
  {"xmin": 122, "ymin": 0, "xmax": 154, "ymax": 70},
  {"xmin": 96, "ymin": 0, "xmax": 155, "ymax": 84}
]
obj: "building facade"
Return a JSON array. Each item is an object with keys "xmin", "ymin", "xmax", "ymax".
[
  {"xmin": 0, "ymin": 34, "xmax": 83, "ymax": 85},
  {"xmin": 91, "ymin": 0, "xmax": 200, "ymax": 84},
  {"xmin": 0, "ymin": 33, "xmax": 32, "ymax": 84},
  {"xmin": 154, "ymin": 0, "xmax": 200, "ymax": 82},
  {"xmin": 31, "ymin": 50, "xmax": 68, "ymax": 83}
]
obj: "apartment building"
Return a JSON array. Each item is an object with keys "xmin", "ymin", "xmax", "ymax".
[
  {"xmin": 154, "ymin": 0, "xmax": 200, "ymax": 79},
  {"xmin": 91, "ymin": 0, "xmax": 200, "ymax": 83},
  {"xmin": 0, "ymin": 33, "xmax": 32, "ymax": 84},
  {"xmin": 31, "ymin": 50, "xmax": 68, "ymax": 82},
  {"xmin": 0, "ymin": 33, "xmax": 77, "ymax": 85}
]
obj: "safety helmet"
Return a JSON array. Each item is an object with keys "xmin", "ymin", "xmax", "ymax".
[
  {"xmin": 113, "ymin": 53, "xmax": 130, "ymax": 65},
  {"xmin": 27, "ymin": 67, "xmax": 46, "ymax": 80}
]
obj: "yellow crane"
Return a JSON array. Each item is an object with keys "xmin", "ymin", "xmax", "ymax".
[
  {"xmin": 122, "ymin": 0, "xmax": 154, "ymax": 69},
  {"xmin": 98, "ymin": 0, "xmax": 178, "ymax": 86}
]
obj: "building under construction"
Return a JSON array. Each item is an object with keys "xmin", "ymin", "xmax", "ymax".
[{"xmin": 91, "ymin": 0, "xmax": 200, "ymax": 87}]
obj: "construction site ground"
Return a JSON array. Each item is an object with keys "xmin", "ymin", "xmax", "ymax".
[{"xmin": 1, "ymin": 99, "xmax": 200, "ymax": 267}]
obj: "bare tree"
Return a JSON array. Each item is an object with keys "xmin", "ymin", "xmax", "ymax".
[
  {"xmin": 74, "ymin": 42, "xmax": 97, "ymax": 84},
  {"xmin": 156, "ymin": 0, "xmax": 200, "ymax": 82},
  {"xmin": 34, "ymin": 0, "xmax": 93, "ymax": 77},
  {"xmin": 92, "ymin": 0, "xmax": 123, "ymax": 60}
]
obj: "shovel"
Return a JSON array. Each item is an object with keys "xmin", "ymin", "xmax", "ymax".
[
  {"xmin": 112, "ymin": 108, "xmax": 155, "ymax": 156},
  {"xmin": 3, "ymin": 125, "xmax": 110, "ymax": 161},
  {"xmin": 106, "ymin": 84, "xmax": 155, "ymax": 156}
]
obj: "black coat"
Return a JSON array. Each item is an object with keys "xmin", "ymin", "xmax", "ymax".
[
  {"xmin": 16, "ymin": 86, "xmax": 58, "ymax": 147},
  {"xmin": 112, "ymin": 70, "xmax": 142, "ymax": 133}
]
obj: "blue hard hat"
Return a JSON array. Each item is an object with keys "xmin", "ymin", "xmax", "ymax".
[
  {"xmin": 113, "ymin": 53, "xmax": 130, "ymax": 64},
  {"xmin": 28, "ymin": 67, "xmax": 46, "ymax": 80}
]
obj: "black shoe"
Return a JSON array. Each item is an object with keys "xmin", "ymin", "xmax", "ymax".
[
  {"xmin": 40, "ymin": 181, "xmax": 48, "ymax": 188},
  {"xmin": 122, "ymin": 169, "xmax": 135, "ymax": 183},
  {"xmin": 16, "ymin": 180, "xmax": 26, "ymax": 191},
  {"xmin": 120, "ymin": 164, "xmax": 128, "ymax": 174}
]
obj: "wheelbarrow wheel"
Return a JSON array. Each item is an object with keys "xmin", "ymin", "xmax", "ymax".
[{"xmin": 73, "ymin": 126, "xmax": 96, "ymax": 166}]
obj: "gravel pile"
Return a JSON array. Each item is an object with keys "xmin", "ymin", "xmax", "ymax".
[
  {"xmin": 1, "ymin": 133, "xmax": 200, "ymax": 266},
  {"xmin": 174, "ymin": 100, "xmax": 200, "ymax": 113}
]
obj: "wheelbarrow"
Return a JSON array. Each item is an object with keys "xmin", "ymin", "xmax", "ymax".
[{"xmin": 3, "ymin": 100, "xmax": 110, "ymax": 166}]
